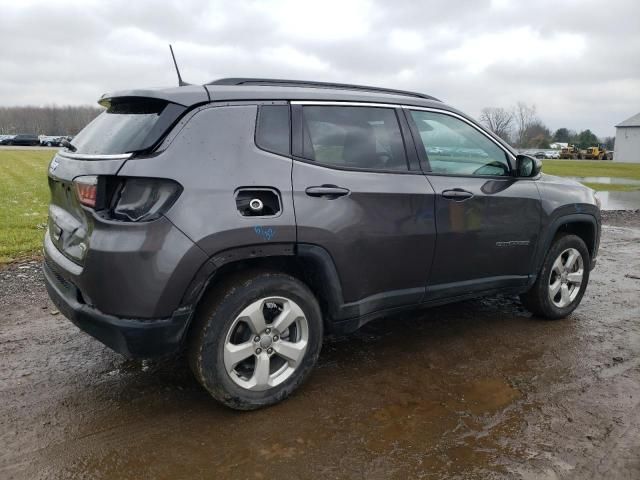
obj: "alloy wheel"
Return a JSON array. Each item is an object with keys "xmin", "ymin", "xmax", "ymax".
[
  {"xmin": 223, "ymin": 297, "xmax": 309, "ymax": 391},
  {"xmin": 548, "ymin": 247, "xmax": 584, "ymax": 308}
]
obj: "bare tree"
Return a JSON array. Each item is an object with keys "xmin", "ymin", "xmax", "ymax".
[
  {"xmin": 514, "ymin": 102, "xmax": 537, "ymax": 148},
  {"xmin": 522, "ymin": 121, "xmax": 552, "ymax": 148},
  {"xmin": 479, "ymin": 107, "xmax": 514, "ymax": 142},
  {"xmin": 0, "ymin": 105, "xmax": 102, "ymax": 135}
]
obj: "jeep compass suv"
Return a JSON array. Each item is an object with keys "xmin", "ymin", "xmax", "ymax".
[{"xmin": 44, "ymin": 79, "xmax": 601, "ymax": 409}]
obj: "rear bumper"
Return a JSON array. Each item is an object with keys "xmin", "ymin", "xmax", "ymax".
[{"xmin": 43, "ymin": 259, "xmax": 191, "ymax": 358}]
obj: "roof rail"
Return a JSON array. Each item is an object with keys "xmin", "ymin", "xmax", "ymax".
[{"xmin": 207, "ymin": 78, "xmax": 440, "ymax": 102}]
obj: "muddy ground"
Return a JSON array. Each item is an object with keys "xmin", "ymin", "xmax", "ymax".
[{"xmin": 1, "ymin": 212, "xmax": 639, "ymax": 479}]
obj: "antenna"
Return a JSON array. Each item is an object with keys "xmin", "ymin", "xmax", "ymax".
[{"xmin": 169, "ymin": 44, "xmax": 189, "ymax": 86}]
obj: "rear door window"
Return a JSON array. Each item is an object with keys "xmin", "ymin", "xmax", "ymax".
[
  {"xmin": 69, "ymin": 98, "xmax": 185, "ymax": 155},
  {"xmin": 300, "ymin": 106, "xmax": 408, "ymax": 171}
]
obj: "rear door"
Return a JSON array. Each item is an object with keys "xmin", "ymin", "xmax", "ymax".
[
  {"xmin": 291, "ymin": 103, "xmax": 436, "ymax": 316},
  {"xmin": 405, "ymin": 108, "xmax": 541, "ymax": 299}
]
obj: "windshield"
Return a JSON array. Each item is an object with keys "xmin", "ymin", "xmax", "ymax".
[{"xmin": 70, "ymin": 98, "xmax": 184, "ymax": 155}]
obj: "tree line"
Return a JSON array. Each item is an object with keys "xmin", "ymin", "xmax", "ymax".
[
  {"xmin": 479, "ymin": 103, "xmax": 615, "ymax": 150},
  {"xmin": 0, "ymin": 105, "xmax": 103, "ymax": 136}
]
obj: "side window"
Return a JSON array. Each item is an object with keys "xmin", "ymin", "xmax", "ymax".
[
  {"xmin": 256, "ymin": 105, "xmax": 290, "ymax": 156},
  {"xmin": 410, "ymin": 110, "xmax": 511, "ymax": 176},
  {"xmin": 301, "ymin": 106, "xmax": 408, "ymax": 171}
]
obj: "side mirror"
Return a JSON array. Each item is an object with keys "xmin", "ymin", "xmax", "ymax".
[{"xmin": 515, "ymin": 154, "xmax": 542, "ymax": 177}]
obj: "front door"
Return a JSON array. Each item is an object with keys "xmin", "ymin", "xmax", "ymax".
[
  {"xmin": 406, "ymin": 108, "xmax": 541, "ymax": 299},
  {"xmin": 291, "ymin": 103, "xmax": 436, "ymax": 316}
]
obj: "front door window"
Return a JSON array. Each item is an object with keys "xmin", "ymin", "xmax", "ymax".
[{"xmin": 410, "ymin": 110, "xmax": 511, "ymax": 176}]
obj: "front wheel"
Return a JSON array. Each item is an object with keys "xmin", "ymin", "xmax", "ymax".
[
  {"xmin": 520, "ymin": 234, "xmax": 590, "ymax": 319},
  {"xmin": 189, "ymin": 272, "xmax": 323, "ymax": 410}
]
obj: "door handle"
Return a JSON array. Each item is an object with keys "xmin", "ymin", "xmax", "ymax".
[
  {"xmin": 442, "ymin": 189, "xmax": 474, "ymax": 201},
  {"xmin": 305, "ymin": 185, "xmax": 350, "ymax": 198}
]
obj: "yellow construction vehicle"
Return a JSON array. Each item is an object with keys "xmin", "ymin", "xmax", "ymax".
[
  {"xmin": 581, "ymin": 145, "xmax": 610, "ymax": 160},
  {"xmin": 559, "ymin": 145, "xmax": 581, "ymax": 159}
]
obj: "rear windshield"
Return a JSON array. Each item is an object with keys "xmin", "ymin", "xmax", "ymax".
[{"xmin": 69, "ymin": 97, "xmax": 185, "ymax": 155}]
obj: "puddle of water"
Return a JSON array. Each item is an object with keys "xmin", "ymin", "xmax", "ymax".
[
  {"xmin": 461, "ymin": 378, "xmax": 521, "ymax": 415},
  {"xmin": 566, "ymin": 176, "xmax": 640, "ymax": 185},
  {"xmin": 561, "ymin": 176, "xmax": 640, "ymax": 210},
  {"xmin": 595, "ymin": 190, "xmax": 640, "ymax": 211}
]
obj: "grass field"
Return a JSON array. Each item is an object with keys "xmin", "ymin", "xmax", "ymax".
[
  {"xmin": 1, "ymin": 151, "xmax": 640, "ymax": 264},
  {"xmin": 542, "ymin": 160, "xmax": 640, "ymax": 193},
  {"xmin": 581, "ymin": 183, "xmax": 640, "ymax": 192},
  {"xmin": 0, "ymin": 150, "xmax": 53, "ymax": 263},
  {"xmin": 542, "ymin": 159, "xmax": 640, "ymax": 180}
]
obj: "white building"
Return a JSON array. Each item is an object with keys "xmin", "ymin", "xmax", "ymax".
[
  {"xmin": 614, "ymin": 112, "xmax": 640, "ymax": 163},
  {"xmin": 550, "ymin": 142, "xmax": 568, "ymax": 149}
]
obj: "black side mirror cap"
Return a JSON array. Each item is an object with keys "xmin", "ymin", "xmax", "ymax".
[{"xmin": 515, "ymin": 154, "xmax": 542, "ymax": 177}]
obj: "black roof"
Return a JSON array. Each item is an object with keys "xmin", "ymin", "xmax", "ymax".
[{"xmin": 207, "ymin": 78, "xmax": 440, "ymax": 102}]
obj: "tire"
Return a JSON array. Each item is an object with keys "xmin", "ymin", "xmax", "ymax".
[
  {"xmin": 520, "ymin": 234, "xmax": 590, "ymax": 319},
  {"xmin": 188, "ymin": 271, "xmax": 323, "ymax": 410}
]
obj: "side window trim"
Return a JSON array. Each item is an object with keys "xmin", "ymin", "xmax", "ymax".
[
  {"xmin": 291, "ymin": 101, "xmax": 515, "ymax": 175},
  {"xmin": 401, "ymin": 107, "xmax": 431, "ymax": 173},
  {"xmin": 291, "ymin": 104, "xmax": 304, "ymax": 158},
  {"xmin": 290, "ymin": 103, "xmax": 415, "ymax": 174},
  {"xmin": 404, "ymin": 107, "xmax": 516, "ymax": 176},
  {"xmin": 395, "ymin": 107, "xmax": 421, "ymax": 171}
]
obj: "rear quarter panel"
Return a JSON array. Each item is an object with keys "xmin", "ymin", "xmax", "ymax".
[{"xmin": 117, "ymin": 104, "xmax": 296, "ymax": 259}]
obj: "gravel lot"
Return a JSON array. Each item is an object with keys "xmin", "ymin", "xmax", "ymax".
[{"xmin": 1, "ymin": 211, "xmax": 639, "ymax": 479}]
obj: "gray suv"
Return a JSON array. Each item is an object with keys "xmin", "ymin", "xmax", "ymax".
[{"xmin": 43, "ymin": 79, "xmax": 601, "ymax": 409}]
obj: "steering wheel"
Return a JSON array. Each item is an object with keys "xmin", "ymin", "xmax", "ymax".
[{"xmin": 472, "ymin": 161, "xmax": 509, "ymax": 176}]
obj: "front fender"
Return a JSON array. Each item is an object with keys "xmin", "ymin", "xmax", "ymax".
[{"xmin": 533, "ymin": 212, "xmax": 600, "ymax": 275}]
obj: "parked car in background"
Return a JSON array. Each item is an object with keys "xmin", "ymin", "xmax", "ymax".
[
  {"xmin": 5, "ymin": 134, "xmax": 40, "ymax": 146},
  {"xmin": 426, "ymin": 146, "xmax": 444, "ymax": 155},
  {"xmin": 545, "ymin": 151, "xmax": 560, "ymax": 159},
  {"xmin": 40, "ymin": 136, "xmax": 64, "ymax": 147},
  {"xmin": 456, "ymin": 147, "xmax": 489, "ymax": 158},
  {"xmin": 534, "ymin": 151, "xmax": 546, "ymax": 159},
  {"xmin": 0, "ymin": 134, "xmax": 16, "ymax": 145}
]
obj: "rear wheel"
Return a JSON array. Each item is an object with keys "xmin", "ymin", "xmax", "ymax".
[
  {"xmin": 520, "ymin": 234, "xmax": 590, "ymax": 319},
  {"xmin": 189, "ymin": 272, "xmax": 323, "ymax": 410}
]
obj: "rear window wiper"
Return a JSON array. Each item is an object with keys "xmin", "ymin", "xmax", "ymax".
[{"xmin": 61, "ymin": 138, "xmax": 77, "ymax": 152}]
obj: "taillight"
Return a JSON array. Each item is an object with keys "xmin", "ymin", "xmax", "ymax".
[
  {"xmin": 73, "ymin": 176, "xmax": 181, "ymax": 221},
  {"xmin": 73, "ymin": 176, "xmax": 98, "ymax": 208},
  {"xmin": 110, "ymin": 178, "xmax": 182, "ymax": 222}
]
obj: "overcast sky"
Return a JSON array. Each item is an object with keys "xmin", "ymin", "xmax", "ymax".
[{"xmin": 1, "ymin": 0, "xmax": 638, "ymax": 137}]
